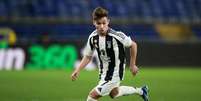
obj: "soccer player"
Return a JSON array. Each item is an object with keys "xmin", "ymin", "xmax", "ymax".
[{"xmin": 71, "ymin": 7, "xmax": 149, "ymax": 101}]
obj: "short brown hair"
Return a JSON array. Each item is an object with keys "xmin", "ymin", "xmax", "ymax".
[{"xmin": 92, "ymin": 7, "xmax": 108, "ymax": 20}]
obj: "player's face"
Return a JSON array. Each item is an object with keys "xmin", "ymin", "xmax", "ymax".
[{"xmin": 93, "ymin": 17, "xmax": 110, "ymax": 36}]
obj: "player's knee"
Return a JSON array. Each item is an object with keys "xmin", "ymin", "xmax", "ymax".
[
  {"xmin": 89, "ymin": 89, "xmax": 101, "ymax": 99},
  {"xmin": 109, "ymin": 87, "xmax": 119, "ymax": 99},
  {"xmin": 109, "ymin": 94, "xmax": 115, "ymax": 99}
]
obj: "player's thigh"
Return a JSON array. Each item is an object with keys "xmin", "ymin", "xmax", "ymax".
[{"xmin": 95, "ymin": 80, "xmax": 120, "ymax": 96}]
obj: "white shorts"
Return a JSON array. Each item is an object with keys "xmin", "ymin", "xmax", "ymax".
[{"xmin": 94, "ymin": 80, "xmax": 120, "ymax": 96}]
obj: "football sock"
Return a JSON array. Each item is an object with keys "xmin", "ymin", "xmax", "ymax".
[
  {"xmin": 114, "ymin": 86, "xmax": 143, "ymax": 98},
  {"xmin": 87, "ymin": 96, "xmax": 97, "ymax": 101}
]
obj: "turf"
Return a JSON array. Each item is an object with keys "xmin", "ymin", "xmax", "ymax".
[{"xmin": 0, "ymin": 67, "xmax": 201, "ymax": 101}]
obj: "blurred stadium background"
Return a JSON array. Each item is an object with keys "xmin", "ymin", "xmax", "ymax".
[{"xmin": 0, "ymin": 0, "xmax": 201, "ymax": 101}]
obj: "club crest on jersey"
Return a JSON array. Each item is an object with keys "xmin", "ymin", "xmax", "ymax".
[
  {"xmin": 107, "ymin": 41, "xmax": 111, "ymax": 48},
  {"xmin": 94, "ymin": 39, "xmax": 97, "ymax": 43}
]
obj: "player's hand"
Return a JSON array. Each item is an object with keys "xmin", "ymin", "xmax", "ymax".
[
  {"xmin": 71, "ymin": 70, "xmax": 80, "ymax": 81},
  {"xmin": 130, "ymin": 65, "xmax": 139, "ymax": 76}
]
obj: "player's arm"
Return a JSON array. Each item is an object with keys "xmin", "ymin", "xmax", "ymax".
[
  {"xmin": 129, "ymin": 41, "xmax": 139, "ymax": 76},
  {"xmin": 114, "ymin": 31, "xmax": 139, "ymax": 76},
  {"xmin": 71, "ymin": 35, "xmax": 94, "ymax": 81},
  {"xmin": 71, "ymin": 55, "xmax": 92, "ymax": 81}
]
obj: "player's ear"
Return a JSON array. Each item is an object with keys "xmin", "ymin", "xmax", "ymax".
[
  {"xmin": 107, "ymin": 18, "xmax": 110, "ymax": 24},
  {"xmin": 93, "ymin": 20, "xmax": 96, "ymax": 26}
]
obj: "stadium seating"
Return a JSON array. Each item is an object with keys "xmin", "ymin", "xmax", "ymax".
[
  {"xmin": 0, "ymin": 0, "xmax": 200, "ymax": 42},
  {"xmin": 0, "ymin": 0, "xmax": 200, "ymax": 23}
]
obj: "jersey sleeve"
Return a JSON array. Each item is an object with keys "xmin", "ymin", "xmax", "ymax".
[
  {"xmin": 83, "ymin": 36, "xmax": 94, "ymax": 56},
  {"xmin": 123, "ymin": 35, "xmax": 132, "ymax": 47},
  {"xmin": 116, "ymin": 32, "xmax": 132, "ymax": 47}
]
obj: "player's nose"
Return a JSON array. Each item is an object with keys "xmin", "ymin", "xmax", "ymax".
[{"xmin": 100, "ymin": 24, "xmax": 104, "ymax": 28}]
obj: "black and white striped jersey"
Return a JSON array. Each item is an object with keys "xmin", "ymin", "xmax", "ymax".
[{"xmin": 83, "ymin": 28, "xmax": 132, "ymax": 81}]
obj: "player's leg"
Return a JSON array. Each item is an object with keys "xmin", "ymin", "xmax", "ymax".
[
  {"xmin": 87, "ymin": 80, "xmax": 120, "ymax": 101},
  {"xmin": 110, "ymin": 85, "xmax": 149, "ymax": 101},
  {"xmin": 109, "ymin": 87, "xmax": 119, "ymax": 98},
  {"xmin": 87, "ymin": 89, "xmax": 101, "ymax": 101},
  {"xmin": 109, "ymin": 86, "xmax": 142, "ymax": 98}
]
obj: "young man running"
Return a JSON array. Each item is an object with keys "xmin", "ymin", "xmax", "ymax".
[{"xmin": 71, "ymin": 7, "xmax": 149, "ymax": 101}]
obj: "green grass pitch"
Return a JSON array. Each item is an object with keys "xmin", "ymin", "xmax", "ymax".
[{"xmin": 0, "ymin": 67, "xmax": 201, "ymax": 101}]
